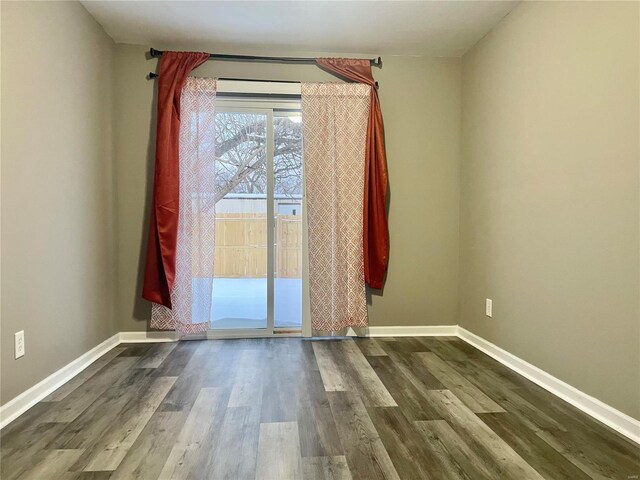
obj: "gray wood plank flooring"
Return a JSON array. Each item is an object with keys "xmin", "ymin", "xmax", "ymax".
[{"xmin": 1, "ymin": 337, "xmax": 638, "ymax": 479}]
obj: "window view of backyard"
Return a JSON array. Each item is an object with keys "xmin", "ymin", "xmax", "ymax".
[{"xmin": 210, "ymin": 110, "xmax": 303, "ymax": 330}]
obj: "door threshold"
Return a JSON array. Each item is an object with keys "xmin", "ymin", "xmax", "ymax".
[{"xmin": 205, "ymin": 329, "xmax": 302, "ymax": 340}]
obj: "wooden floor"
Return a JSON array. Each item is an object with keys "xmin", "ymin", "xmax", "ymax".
[{"xmin": 1, "ymin": 337, "xmax": 638, "ymax": 479}]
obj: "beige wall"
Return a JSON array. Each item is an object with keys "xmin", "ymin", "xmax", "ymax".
[
  {"xmin": 6, "ymin": 0, "xmax": 634, "ymax": 424},
  {"xmin": 460, "ymin": 1, "xmax": 640, "ymax": 418},
  {"xmin": 1, "ymin": 2, "xmax": 117, "ymax": 404},
  {"xmin": 114, "ymin": 44, "xmax": 461, "ymax": 331}
]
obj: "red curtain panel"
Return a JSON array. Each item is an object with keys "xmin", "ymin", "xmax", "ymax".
[
  {"xmin": 316, "ymin": 58, "xmax": 389, "ymax": 289},
  {"xmin": 142, "ymin": 51, "xmax": 209, "ymax": 308}
]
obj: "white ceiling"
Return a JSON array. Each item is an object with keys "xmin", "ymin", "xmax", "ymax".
[{"xmin": 82, "ymin": 1, "xmax": 518, "ymax": 57}]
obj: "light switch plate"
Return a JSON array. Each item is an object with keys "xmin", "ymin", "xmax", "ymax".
[{"xmin": 485, "ymin": 299, "xmax": 493, "ymax": 317}]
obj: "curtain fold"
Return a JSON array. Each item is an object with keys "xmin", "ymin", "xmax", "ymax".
[
  {"xmin": 302, "ymin": 83, "xmax": 370, "ymax": 333},
  {"xmin": 142, "ymin": 51, "xmax": 209, "ymax": 308},
  {"xmin": 150, "ymin": 77, "xmax": 217, "ymax": 334},
  {"xmin": 316, "ymin": 58, "xmax": 389, "ymax": 290}
]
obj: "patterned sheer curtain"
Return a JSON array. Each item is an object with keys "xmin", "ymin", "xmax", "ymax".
[
  {"xmin": 151, "ymin": 77, "xmax": 217, "ymax": 335},
  {"xmin": 301, "ymin": 83, "xmax": 371, "ymax": 334}
]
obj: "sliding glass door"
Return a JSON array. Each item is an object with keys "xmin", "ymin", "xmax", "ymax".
[
  {"xmin": 273, "ymin": 111, "xmax": 303, "ymax": 330},
  {"xmin": 210, "ymin": 101, "xmax": 303, "ymax": 336},
  {"xmin": 211, "ymin": 110, "xmax": 269, "ymax": 330}
]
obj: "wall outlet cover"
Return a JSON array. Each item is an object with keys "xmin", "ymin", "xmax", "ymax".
[
  {"xmin": 486, "ymin": 299, "xmax": 493, "ymax": 317},
  {"xmin": 15, "ymin": 331, "xmax": 25, "ymax": 359}
]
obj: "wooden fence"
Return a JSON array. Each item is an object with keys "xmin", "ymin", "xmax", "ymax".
[{"xmin": 212, "ymin": 213, "xmax": 302, "ymax": 278}]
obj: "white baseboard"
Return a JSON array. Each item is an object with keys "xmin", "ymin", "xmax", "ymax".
[
  {"xmin": 347, "ymin": 325, "xmax": 458, "ymax": 337},
  {"xmin": 457, "ymin": 326, "xmax": 640, "ymax": 445},
  {"xmin": 119, "ymin": 331, "xmax": 178, "ymax": 343},
  {"xmin": 0, "ymin": 332, "xmax": 120, "ymax": 430}
]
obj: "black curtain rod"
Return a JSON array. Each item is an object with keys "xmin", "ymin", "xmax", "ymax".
[
  {"xmin": 147, "ymin": 71, "xmax": 378, "ymax": 89},
  {"xmin": 149, "ymin": 48, "xmax": 382, "ymax": 68},
  {"xmin": 217, "ymin": 77, "xmax": 300, "ymax": 83}
]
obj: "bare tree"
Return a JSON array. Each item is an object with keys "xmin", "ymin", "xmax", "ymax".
[{"xmin": 213, "ymin": 113, "xmax": 302, "ymax": 203}]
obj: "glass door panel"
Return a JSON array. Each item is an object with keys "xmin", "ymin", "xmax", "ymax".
[
  {"xmin": 273, "ymin": 112, "xmax": 303, "ymax": 330},
  {"xmin": 211, "ymin": 111, "xmax": 268, "ymax": 330}
]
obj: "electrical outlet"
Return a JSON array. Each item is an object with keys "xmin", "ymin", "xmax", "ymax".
[
  {"xmin": 15, "ymin": 331, "xmax": 25, "ymax": 359},
  {"xmin": 485, "ymin": 299, "xmax": 493, "ymax": 317}
]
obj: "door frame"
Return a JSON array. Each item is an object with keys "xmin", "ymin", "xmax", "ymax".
[{"xmin": 207, "ymin": 96, "xmax": 310, "ymax": 339}]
